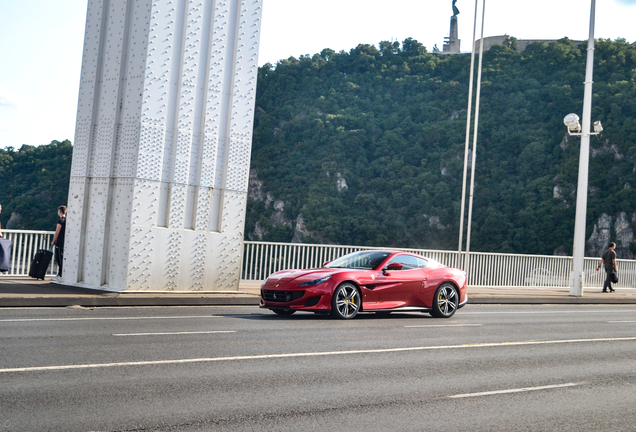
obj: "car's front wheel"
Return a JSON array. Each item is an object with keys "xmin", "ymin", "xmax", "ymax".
[
  {"xmin": 331, "ymin": 283, "xmax": 360, "ymax": 319},
  {"xmin": 430, "ymin": 283, "xmax": 458, "ymax": 318}
]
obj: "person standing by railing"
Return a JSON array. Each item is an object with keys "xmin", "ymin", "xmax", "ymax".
[
  {"xmin": 51, "ymin": 206, "xmax": 67, "ymax": 281},
  {"xmin": 596, "ymin": 242, "xmax": 617, "ymax": 293},
  {"xmin": 0, "ymin": 204, "xmax": 8, "ymax": 273}
]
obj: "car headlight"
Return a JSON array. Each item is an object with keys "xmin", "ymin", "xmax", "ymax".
[{"xmin": 297, "ymin": 276, "xmax": 332, "ymax": 287}]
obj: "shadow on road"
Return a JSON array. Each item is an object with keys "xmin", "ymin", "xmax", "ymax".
[{"xmin": 232, "ymin": 311, "xmax": 436, "ymax": 321}]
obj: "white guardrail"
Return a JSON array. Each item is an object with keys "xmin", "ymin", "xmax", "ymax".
[
  {"xmin": 2, "ymin": 232, "xmax": 634, "ymax": 289},
  {"xmin": 0, "ymin": 230, "xmax": 57, "ymax": 277},
  {"xmin": 242, "ymin": 241, "xmax": 636, "ymax": 289}
]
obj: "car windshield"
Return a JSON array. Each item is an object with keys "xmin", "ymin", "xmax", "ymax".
[{"xmin": 325, "ymin": 251, "xmax": 392, "ymax": 270}]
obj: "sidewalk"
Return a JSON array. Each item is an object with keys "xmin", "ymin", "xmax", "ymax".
[
  {"xmin": 0, "ymin": 278, "xmax": 259, "ymax": 307},
  {"xmin": 1, "ymin": 277, "xmax": 636, "ymax": 307}
]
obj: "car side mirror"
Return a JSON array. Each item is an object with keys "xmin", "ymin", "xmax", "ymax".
[{"xmin": 383, "ymin": 262, "xmax": 403, "ymax": 275}]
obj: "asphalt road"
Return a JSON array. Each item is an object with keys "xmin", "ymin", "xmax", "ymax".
[{"xmin": 3, "ymin": 305, "xmax": 636, "ymax": 431}]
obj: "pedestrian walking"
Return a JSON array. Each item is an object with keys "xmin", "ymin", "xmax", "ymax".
[
  {"xmin": 51, "ymin": 205, "xmax": 67, "ymax": 281},
  {"xmin": 596, "ymin": 242, "xmax": 617, "ymax": 293},
  {"xmin": 0, "ymin": 204, "xmax": 10, "ymax": 273}
]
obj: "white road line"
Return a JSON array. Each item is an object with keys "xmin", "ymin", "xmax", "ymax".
[
  {"xmin": 404, "ymin": 324, "xmax": 482, "ymax": 328},
  {"xmin": 607, "ymin": 321, "xmax": 636, "ymax": 323},
  {"xmin": 2, "ymin": 336, "xmax": 636, "ymax": 374},
  {"xmin": 449, "ymin": 382, "xmax": 585, "ymax": 398},
  {"xmin": 462, "ymin": 309, "xmax": 636, "ymax": 315},
  {"xmin": 113, "ymin": 331, "xmax": 237, "ymax": 336},
  {"xmin": 0, "ymin": 315, "xmax": 221, "ymax": 322}
]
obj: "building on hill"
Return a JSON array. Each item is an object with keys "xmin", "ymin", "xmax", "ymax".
[
  {"xmin": 436, "ymin": 1, "xmax": 587, "ymax": 55},
  {"xmin": 473, "ymin": 35, "xmax": 585, "ymax": 52}
]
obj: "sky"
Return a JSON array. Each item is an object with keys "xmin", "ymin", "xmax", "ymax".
[{"xmin": 1, "ymin": 0, "xmax": 635, "ymax": 149}]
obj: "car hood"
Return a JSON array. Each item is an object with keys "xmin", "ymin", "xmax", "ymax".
[{"xmin": 266, "ymin": 268, "xmax": 351, "ymax": 285}]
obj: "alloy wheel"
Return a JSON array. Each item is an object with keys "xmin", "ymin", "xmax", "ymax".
[
  {"xmin": 430, "ymin": 283, "xmax": 458, "ymax": 318},
  {"xmin": 331, "ymin": 283, "xmax": 360, "ymax": 319}
]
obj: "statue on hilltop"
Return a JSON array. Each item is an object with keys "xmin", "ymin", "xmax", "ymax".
[
  {"xmin": 452, "ymin": 0, "xmax": 460, "ymax": 16},
  {"xmin": 443, "ymin": 0, "xmax": 461, "ymax": 53}
]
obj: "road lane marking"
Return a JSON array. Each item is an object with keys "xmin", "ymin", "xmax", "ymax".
[
  {"xmin": 462, "ymin": 309, "xmax": 636, "ymax": 315},
  {"xmin": 449, "ymin": 382, "xmax": 585, "ymax": 398},
  {"xmin": 0, "ymin": 315, "xmax": 221, "ymax": 322},
  {"xmin": 608, "ymin": 321, "xmax": 636, "ymax": 323},
  {"xmin": 113, "ymin": 331, "xmax": 236, "ymax": 336},
  {"xmin": 404, "ymin": 324, "xmax": 482, "ymax": 328},
  {"xmin": 2, "ymin": 336, "xmax": 636, "ymax": 374}
]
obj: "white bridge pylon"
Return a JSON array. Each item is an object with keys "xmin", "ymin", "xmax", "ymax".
[{"xmin": 63, "ymin": 0, "xmax": 263, "ymax": 291}]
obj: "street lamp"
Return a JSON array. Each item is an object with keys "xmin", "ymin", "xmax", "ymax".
[
  {"xmin": 567, "ymin": 0, "xmax": 601, "ymax": 297},
  {"xmin": 563, "ymin": 113, "xmax": 581, "ymax": 134},
  {"xmin": 564, "ymin": 113, "xmax": 602, "ymax": 136}
]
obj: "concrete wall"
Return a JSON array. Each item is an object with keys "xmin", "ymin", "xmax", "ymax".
[{"xmin": 64, "ymin": 0, "xmax": 263, "ymax": 292}]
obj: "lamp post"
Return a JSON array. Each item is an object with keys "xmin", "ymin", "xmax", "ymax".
[{"xmin": 567, "ymin": 0, "xmax": 602, "ymax": 296}]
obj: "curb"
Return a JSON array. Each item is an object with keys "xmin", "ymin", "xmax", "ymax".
[
  {"xmin": 468, "ymin": 295, "xmax": 636, "ymax": 304},
  {"xmin": 0, "ymin": 295, "xmax": 261, "ymax": 308}
]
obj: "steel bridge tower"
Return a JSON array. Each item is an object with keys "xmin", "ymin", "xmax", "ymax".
[{"xmin": 63, "ymin": 0, "xmax": 263, "ymax": 291}]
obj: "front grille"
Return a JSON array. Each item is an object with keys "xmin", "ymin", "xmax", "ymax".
[{"xmin": 262, "ymin": 290, "xmax": 305, "ymax": 303}]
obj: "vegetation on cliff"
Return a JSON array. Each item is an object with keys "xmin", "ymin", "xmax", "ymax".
[
  {"xmin": 248, "ymin": 37, "xmax": 636, "ymax": 256},
  {"xmin": 3, "ymin": 38, "xmax": 636, "ymax": 258},
  {"xmin": 0, "ymin": 140, "xmax": 72, "ymax": 231}
]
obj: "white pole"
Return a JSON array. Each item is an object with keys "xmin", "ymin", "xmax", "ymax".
[
  {"xmin": 570, "ymin": 0, "xmax": 596, "ymax": 296},
  {"xmin": 458, "ymin": 0, "xmax": 480, "ymax": 269},
  {"xmin": 465, "ymin": 0, "xmax": 486, "ymax": 280}
]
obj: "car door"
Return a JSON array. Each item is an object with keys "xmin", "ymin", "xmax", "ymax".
[
  {"xmin": 374, "ymin": 254, "xmax": 423, "ymax": 308},
  {"xmin": 419, "ymin": 257, "xmax": 433, "ymax": 294}
]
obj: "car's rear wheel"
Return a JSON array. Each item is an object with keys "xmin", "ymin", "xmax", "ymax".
[
  {"xmin": 331, "ymin": 283, "xmax": 360, "ymax": 319},
  {"xmin": 271, "ymin": 309, "xmax": 296, "ymax": 316},
  {"xmin": 430, "ymin": 283, "xmax": 458, "ymax": 318}
]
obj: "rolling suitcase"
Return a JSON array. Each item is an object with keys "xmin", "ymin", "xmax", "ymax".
[
  {"xmin": 0, "ymin": 238, "xmax": 11, "ymax": 273},
  {"xmin": 29, "ymin": 247, "xmax": 53, "ymax": 280}
]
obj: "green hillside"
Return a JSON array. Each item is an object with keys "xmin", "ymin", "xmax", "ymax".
[
  {"xmin": 0, "ymin": 140, "xmax": 72, "ymax": 231},
  {"xmin": 2, "ymin": 38, "xmax": 636, "ymax": 258},
  {"xmin": 247, "ymin": 37, "xmax": 636, "ymax": 257}
]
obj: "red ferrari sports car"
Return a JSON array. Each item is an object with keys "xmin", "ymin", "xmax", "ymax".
[{"xmin": 260, "ymin": 250, "xmax": 467, "ymax": 319}]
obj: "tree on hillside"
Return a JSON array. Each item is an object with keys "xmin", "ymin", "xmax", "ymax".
[
  {"xmin": 0, "ymin": 140, "xmax": 72, "ymax": 231},
  {"xmin": 248, "ymin": 37, "xmax": 636, "ymax": 256}
]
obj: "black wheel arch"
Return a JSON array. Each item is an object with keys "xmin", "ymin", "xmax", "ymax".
[{"xmin": 437, "ymin": 280, "xmax": 460, "ymax": 293}]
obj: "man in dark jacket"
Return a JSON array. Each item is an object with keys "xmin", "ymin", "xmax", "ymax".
[
  {"xmin": 51, "ymin": 205, "xmax": 67, "ymax": 281},
  {"xmin": 596, "ymin": 242, "xmax": 617, "ymax": 293}
]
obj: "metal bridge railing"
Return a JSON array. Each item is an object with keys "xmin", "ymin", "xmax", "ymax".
[
  {"xmin": 0, "ymin": 230, "xmax": 57, "ymax": 277},
  {"xmin": 242, "ymin": 241, "xmax": 636, "ymax": 289},
  {"xmin": 3, "ymin": 232, "xmax": 632, "ymax": 289}
]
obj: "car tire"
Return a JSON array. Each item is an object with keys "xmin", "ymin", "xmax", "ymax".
[
  {"xmin": 272, "ymin": 309, "xmax": 296, "ymax": 316},
  {"xmin": 430, "ymin": 283, "xmax": 458, "ymax": 318},
  {"xmin": 331, "ymin": 283, "xmax": 361, "ymax": 319}
]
